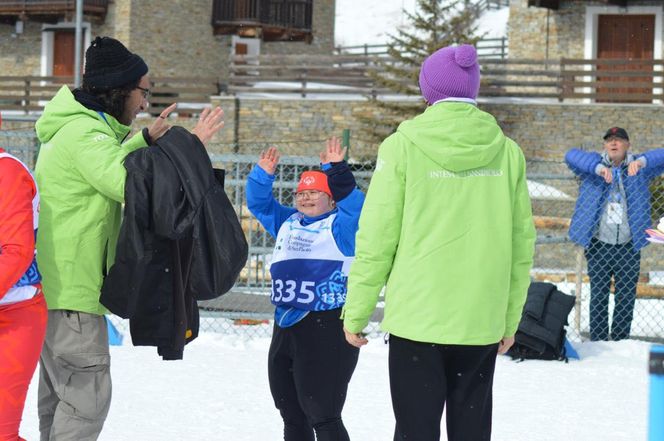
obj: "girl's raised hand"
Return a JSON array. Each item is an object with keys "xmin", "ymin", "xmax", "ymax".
[
  {"xmin": 258, "ymin": 146, "xmax": 280, "ymax": 175},
  {"xmin": 320, "ymin": 136, "xmax": 347, "ymax": 164}
]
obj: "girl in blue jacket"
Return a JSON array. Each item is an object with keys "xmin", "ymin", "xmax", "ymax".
[{"xmin": 246, "ymin": 137, "xmax": 364, "ymax": 441}]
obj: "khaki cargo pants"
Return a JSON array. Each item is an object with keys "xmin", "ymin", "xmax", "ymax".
[{"xmin": 38, "ymin": 310, "xmax": 111, "ymax": 441}]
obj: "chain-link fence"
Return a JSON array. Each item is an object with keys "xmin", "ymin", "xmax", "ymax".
[
  {"xmin": 2, "ymin": 125, "xmax": 664, "ymax": 343},
  {"xmin": 528, "ymin": 157, "xmax": 664, "ymax": 343},
  {"xmin": 0, "ymin": 116, "xmax": 40, "ymax": 169},
  {"xmin": 195, "ymin": 150, "xmax": 377, "ymax": 337}
]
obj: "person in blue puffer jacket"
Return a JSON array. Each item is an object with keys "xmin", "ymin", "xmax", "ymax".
[
  {"xmin": 566, "ymin": 126, "xmax": 664, "ymax": 341},
  {"xmin": 246, "ymin": 137, "xmax": 364, "ymax": 441}
]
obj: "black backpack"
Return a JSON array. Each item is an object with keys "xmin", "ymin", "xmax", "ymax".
[{"xmin": 507, "ymin": 282, "xmax": 576, "ymax": 362}]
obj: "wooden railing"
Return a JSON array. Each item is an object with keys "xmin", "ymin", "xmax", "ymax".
[
  {"xmin": 228, "ymin": 55, "xmax": 559, "ymax": 98},
  {"xmin": 0, "ymin": 0, "xmax": 109, "ymax": 18},
  {"xmin": 561, "ymin": 58, "xmax": 664, "ymax": 103},
  {"xmin": 336, "ymin": 37, "xmax": 509, "ymax": 59},
  {"xmin": 3, "ymin": 59, "xmax": 663, "ymax": 113},
  {"xmin": 481, "ymin": 58, "xmax": 560, "ymax": 98},
  {"xmin": 147, "ymin": 77, "xmax": 220, "ymax": 113},
  {"xmin": 228, "ymin": 55, "xmax": 664, "ymax": 104},
  {"xmin": 0, "ymin": 76, "xmax": 220, "ymax": 114},
  {"xmin": 0, "ymin": 76, "xmax": 65, "ymax": 112},
  {"xmin": 228, "ymin": 54, "xmax": 388, "ymax": 97},
  {"xmin": 473, "ymin": 0, "xmax": 510, "ymax": 10}
]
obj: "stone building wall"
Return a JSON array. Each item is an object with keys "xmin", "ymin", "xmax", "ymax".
[
  {"xmin": 0, "ymin": 0, "xmax": 131, "ymax": 77},
  {"xmin": 0, "ymin": 0, "xmax": 333, "ymax": 81},
  {"xmin": 0, "ymin": 21, "xmax": 43, "ymax": 76},
  {"xmin": 208, "ymin": 95, "xmax": 385, "ymax": 158},
  {"xmin": 483, "ymin": 101, "xmax": 664, "ymax": 159},
  {"xmin": 204, "ymin": 96, "xmax": 664, "ymax": 162},
  {"xmin": 98, "ymin": 0, "xmax": 131, "ymax": 45},
  {"xmin": 126, "ymin": 0, "xmax": 230, "ymax": 79},
  {"xmin": 508, "ymin": 0, "xmax": 664, "ymax": 60}
]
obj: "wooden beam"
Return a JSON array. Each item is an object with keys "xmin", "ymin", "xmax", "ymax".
[{"xmin": 527, "ymin": 0, "xmax": 559, "ymax": 10}]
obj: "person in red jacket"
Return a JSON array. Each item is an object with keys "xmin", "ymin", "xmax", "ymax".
[{"xmin": 0, "ymin": 113, "xmax": 48, "ymax": 441}]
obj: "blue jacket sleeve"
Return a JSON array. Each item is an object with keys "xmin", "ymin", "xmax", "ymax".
[
  {"xmin": 565, "ymin": 149, "xmax": 603, "ymax": 176},
  {"xmin": 326, "ymin": 161, "xmax": 365, "ymax": 256},
  {"xmin": 246, "ymin": 165, "xmax": 297, "ymax": 238},
  {"xmin": 325, "ymin": 161, "xmax": 357, "ymax": 201},
  {"xmin": 641, "ymin": 148, "xmax": 664, "ymax": 180},
  {"xmin": 331, "ymin": 189, "xmax": 365, "ymax": 256}
]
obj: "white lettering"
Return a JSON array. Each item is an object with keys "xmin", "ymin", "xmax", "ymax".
[{"xmin": 429, "ymin": 169, "xmax": 503, "ymax": 179}]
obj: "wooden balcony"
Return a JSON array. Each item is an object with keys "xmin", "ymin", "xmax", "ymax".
[
  {"xmin": 212, "ymin": 0, "xmax": 312, "ymax": 42},
  {"xmin": 0, "ymin": 0, "xmax": 109, "ymax": 24},
  {"xmin": 528, "ymin": 0, "xmax": 630, "ymax": 10}
]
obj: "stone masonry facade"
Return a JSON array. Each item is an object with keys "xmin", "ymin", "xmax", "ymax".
[
  {"xmin": 0, "ymin": 0, "xmax": 335, "ymax": 81},
  {"xmin": 508, "ymin": 0, "xmax": 664, "ymax": 60},
  {"xmin": 0, "ymin": 0, "xmax": 131, "ymax": 76},
  {"xmin": 200, "ymin": 96, "xmax": 664, "ymax": 162},
  {"xmin": 124, "ymin": 0, "xmax": 230, "ymax": 79},
  {"xmin": 0, "ymin": 20, "xmax": 42, "ymax": 76}
]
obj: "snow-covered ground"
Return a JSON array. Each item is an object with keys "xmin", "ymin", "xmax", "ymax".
[
  {"xmin": 11, "ymin": 5, "xmax": 659, "ymax": 441},
  {"xmin": 19, "ymin": 331, "xmax": 653, "ymax": 441}
]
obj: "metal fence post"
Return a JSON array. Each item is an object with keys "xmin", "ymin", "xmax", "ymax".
[
  {"xmin": 649, "ymin": 345, "xmax": 664, "ymax": 441},
  {"xmin": 342, "ymin": 128, "xmax": 350, "ymax": 160},
  {"xmin": 574, "ymin": 246, "xmax": 583, "ymax": 336}
]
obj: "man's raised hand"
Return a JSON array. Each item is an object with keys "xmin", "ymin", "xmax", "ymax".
[{"xmin": 192, "ymin": 107, "xmax": 224, "ymax": 146}]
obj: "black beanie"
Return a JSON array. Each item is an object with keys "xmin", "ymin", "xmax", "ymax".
[{"xmin": 83, "ymin": 36, "xmax": 148, "ymax": 90}]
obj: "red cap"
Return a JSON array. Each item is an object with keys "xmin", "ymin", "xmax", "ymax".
[{"xmin": 296, "ymin": 171, "xmax": 331, "ymax": 197}]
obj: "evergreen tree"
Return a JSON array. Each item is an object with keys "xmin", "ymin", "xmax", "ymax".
[{"xmin": 359, "ymin": 0, "xmax": 484, "ymax": 142}]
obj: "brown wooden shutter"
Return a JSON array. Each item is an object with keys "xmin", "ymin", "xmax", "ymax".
[
  {"xmin": 53, "ymin": 30, "xmax": 75, "ymax": 77},
  {"xmin": 597, "ymin": 15, "xmax": 655, "ymax": 103}
]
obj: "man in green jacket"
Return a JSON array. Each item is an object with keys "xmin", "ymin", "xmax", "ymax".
[
  {"xmin": 34, "ymin": 37, "xmax": 175, "ymax": 440},
  {"xmin": 342, "ymin": 44, "xmax": 536, "ymax": 441}
]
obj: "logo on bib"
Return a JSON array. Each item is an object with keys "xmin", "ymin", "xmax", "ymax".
[
  {"xmin": 302, "ymin": 176, "xmax": 316, "ymax": 185},
  {"xmin": 317, "ymin": 270, "xmax": 347, "ymax": 305}
]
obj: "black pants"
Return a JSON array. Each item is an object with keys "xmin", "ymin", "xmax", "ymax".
[
  {"xmin": 268, "ymin": 309, "xmax": 359, "ymax": 441},
  {"xmin": 585, "ymin": 239, "xmax": 640, "ymax": 341},
  {"xmin": 389, "ymin": 335, "xmax": 499, "ymax": 441}
]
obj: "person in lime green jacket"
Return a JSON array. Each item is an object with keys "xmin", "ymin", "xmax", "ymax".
[
  {"xmin": 34, "ymin": 37, "xmax": 175, "ymax": 440},
  {"xmin": 342, "ymin": 44, "xmax": 536, "ymax": 441}
]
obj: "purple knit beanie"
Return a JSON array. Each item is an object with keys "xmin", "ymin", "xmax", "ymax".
[{"xmin": 419, "ymin": 44, "xmax": 480, "ymax": 103}]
